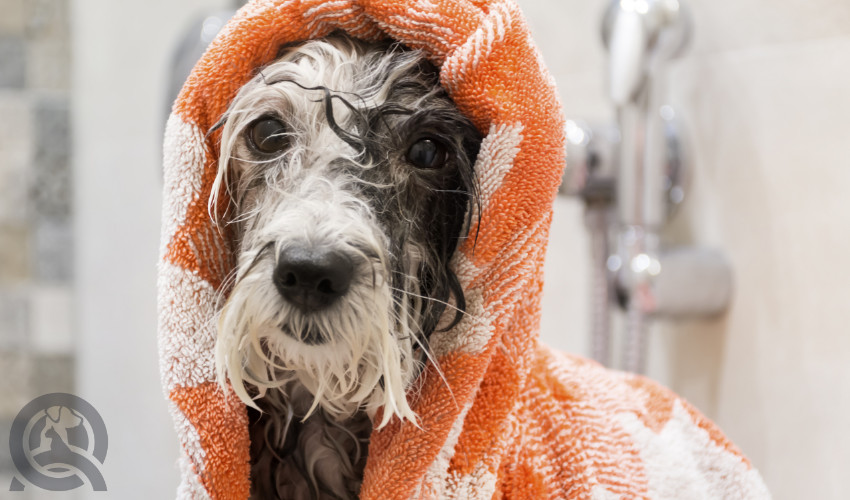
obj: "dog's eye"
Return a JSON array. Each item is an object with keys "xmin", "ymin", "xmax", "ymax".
[
  {"xmin": 248, "ymin": 117, "xmax": 289, "ymax": 153},
  {"xmin": 406, "ymin": 138, "xmax": 447, "ymax": 169}
]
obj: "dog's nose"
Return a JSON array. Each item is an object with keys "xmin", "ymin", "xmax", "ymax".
[{"xmin": 273, "ymin": 246, "xmax": 354, "ymax": 312}]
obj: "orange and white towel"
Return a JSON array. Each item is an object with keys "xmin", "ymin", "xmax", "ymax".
[{"xmin": 158, "ymin": 0, "xmax": 771, "ymax": 498}]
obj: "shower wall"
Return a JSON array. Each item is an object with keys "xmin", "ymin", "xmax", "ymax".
[
  {"xmin": 0, "ymin": 0, "xmax": 75, "ymax": 491},
  {"xmin": 526, "ymin": 1, "xmax": 850, "ymax": 498},
  {"xmin": 71, "ymin": 0, "xmax": 230, "ymax": 497}
]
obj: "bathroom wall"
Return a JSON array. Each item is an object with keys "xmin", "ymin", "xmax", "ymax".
[
  {"xmin": 524, "ymin": 1, "xmax": 850, "ymax": 498},
  {"xmin": 0, "ymin": 0, "xmax": 76, "ymax": 492},
  {"xmin": 71, "ymin": 0, "xmax": 230, "ymax": 497}
]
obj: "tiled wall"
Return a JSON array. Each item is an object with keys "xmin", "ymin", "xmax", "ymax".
[
  {"xmin": 526, "ymin": 0, "xmax": 850, "ymax": 498},
  {"xmin": 0, "ymin": 0, "xmax": 75, "ymax": 488}
]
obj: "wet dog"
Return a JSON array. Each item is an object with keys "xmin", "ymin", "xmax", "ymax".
[{"xmin": 211, "ymin": 34, "xmax": 481, "ymax": 499}]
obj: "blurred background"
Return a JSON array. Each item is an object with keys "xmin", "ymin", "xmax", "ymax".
[{"xmin": 0, "ymin": 0, "xmax": 847, "ymax": 498}]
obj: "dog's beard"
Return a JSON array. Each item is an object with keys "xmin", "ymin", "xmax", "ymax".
[
  {"xmin": 216, "ymin": 218, "xmax": 427, "ymax": 428},
  {"xmin": 210, "ymin": 35, "xmax": 481, "ymax": 446}
]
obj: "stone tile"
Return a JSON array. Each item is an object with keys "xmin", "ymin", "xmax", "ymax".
[
  {"xmin": 0, "ymin": 287, "xmax": 29, "ymax": 348},
  {"xmin": 25, "ymin": 39, "xmax": 70, "ymax": 90},
  {"xmin": 0, "ymin": 36, "xmax": 26, "ymax": 88},
  {"xmin": 0, "ymin": 94, "xmax": 32, "ymax": 225},
  {"xmin": 30, "ymin": 96, "xmax": 70, "ymax": 219},
  {"xmin": 0, "ymin": 93, "xmax": 32, "ymax": 160},
  {"xmin": 24, "ymin": 0, "xmax": 70, "ymax": 41},
  {"xmin": 0, "ymin": 0, "xmax": 26, "ymax": 36},
  {"xmin": 0, "ymin": 350, "xmax": 32, "ymax": 418},
  {"xmin": 0, "ymin": 430, "xmax": 14, "ymax": 476},
  {"xmin": 31, "ymin": 216, "xmax": 72, "ymax": 284},
  {"xmin": 30, "ymin": 353, "xmax": 74, "ymax": 395},
  {"xmin": 0, "ymin": 164, "xmax": 31, "ymax": 225},
  {"xmin": 0, "ymin": 225, "xmax": 30, "ymax": 283}
]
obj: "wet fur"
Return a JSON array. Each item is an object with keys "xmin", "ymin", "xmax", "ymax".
[{"xmin": 212, "ymin": 34, "xmax": 480, "ymax": 499}]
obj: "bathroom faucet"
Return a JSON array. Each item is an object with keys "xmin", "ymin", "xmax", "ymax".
[
  {"xmin": 603, "ymin": 0, "xmax": 691, "ymax": 107},
  {"xmin": 603, "ymin": 0, "xmax": 690, "ymax": 237},
  {"xmin": 562, "ymin": 0, "xmax": 731, "ymax": 373}
]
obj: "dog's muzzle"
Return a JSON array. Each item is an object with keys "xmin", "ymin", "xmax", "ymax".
[{"xmin": 273, "ymin": 245, "xmax": 354, "ymax": 313}]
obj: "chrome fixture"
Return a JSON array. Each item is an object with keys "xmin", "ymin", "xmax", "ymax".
[{"xmin": 561, "ymin": 0, "xmax": 731, "ymax": 373}]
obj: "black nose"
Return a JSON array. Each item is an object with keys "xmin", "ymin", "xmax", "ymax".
[{"xmin": 273, "ymin": 246, "xmax": 354, "ymax": 312}]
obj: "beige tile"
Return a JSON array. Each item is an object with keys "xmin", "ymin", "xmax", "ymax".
[
  {"xmin": 0, "ymin": 287, "xmax": 29, "ymax": 349},
  {"xmin": 0, "ymin": 93, "xmax": 31, "ymax": 161},
  {"xmin": 30, "ymin": 352, "xmax": 74, "ymax": 395},
  {"xmin": 0, "ymin": 0, "xmax": 26, "ymax": 36},
  {"xmin": 0, "ymin": 351, "xmax": 32, "ymax": 418},
  {"xmin": 24, "ymin": 0, "xmax": 70, "ymax": 42},
  {"xmin": 0, "ymin": 165, "xmax": 30, "ymax": 224},
  {"xmin": 0, "ymin": 225, "xmax": 30, "ymax": 282},
  {"xmin": 0, "ymin": 94, "xmax": 32, "ymax": 225},
  {"xmin": 26, "ymin": 39, "xmax": 70, "ymax": 90}
]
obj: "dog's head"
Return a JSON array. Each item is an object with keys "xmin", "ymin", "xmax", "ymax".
[{"xmin": 212, "ymin": 35, "xmax": 481, "ymax": 425}]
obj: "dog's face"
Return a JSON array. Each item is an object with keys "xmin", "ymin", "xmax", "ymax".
[{"xmin": 213, "ymin": 36, "xmax": 480, "ymax": 425}]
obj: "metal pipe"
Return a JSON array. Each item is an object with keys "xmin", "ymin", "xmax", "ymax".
[
  {"xmin": 561, "ymin": 0, "xmax": 731, "ymax": 374},
  {"xmin": 603, "ymin": 0, "xmax": 692, "ymax": 373}
]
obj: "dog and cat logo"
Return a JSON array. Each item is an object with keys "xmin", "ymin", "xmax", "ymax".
[{"xmin": 8, "ymin": 393, "xmax": 108, "ymax": 492}]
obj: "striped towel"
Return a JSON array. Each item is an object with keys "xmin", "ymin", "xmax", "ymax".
[{"xmin": 158, "ymin": 0, "xmax": 771, "ymax": 497}]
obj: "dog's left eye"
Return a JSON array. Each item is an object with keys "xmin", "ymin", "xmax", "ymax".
[
  {"xmin": 406, "ymin": 138, "xmax": 447, "ymax": 169},
  {"xmin": 248, "ymin": 117, "xmax": 289, "ymax": 154}
]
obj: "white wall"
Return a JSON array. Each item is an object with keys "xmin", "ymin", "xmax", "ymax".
[
  {"xmin": 528, "ymin": 1, "xmax": 850, "ymax": 498},
  {"xmin": 71, "ymin": 1, "xmax": 228, "ymax": 498}
]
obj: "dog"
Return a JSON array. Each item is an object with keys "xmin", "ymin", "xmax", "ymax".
[{"xmin": 210, "ymin": 33, "xmax": 482, "ymax": 499}]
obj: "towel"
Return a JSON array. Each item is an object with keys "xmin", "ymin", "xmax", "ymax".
[{"xmin": 158, "ymin": 0, "xmax": 771, "ymax": 498}]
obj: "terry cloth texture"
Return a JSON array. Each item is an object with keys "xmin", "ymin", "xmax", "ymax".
[{"xmin": 158, "ymin": 0, "xmax": 771, "ymax": 498}]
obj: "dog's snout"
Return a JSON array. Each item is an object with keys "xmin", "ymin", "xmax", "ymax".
[{"xmin": 273, "ymin": 246, "xmax": 354, "ymax": 311}]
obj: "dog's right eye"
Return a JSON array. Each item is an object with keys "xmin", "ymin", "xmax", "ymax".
[
  {"xmin": 247, "ymin": 117, "xmax": 289, "ymax": 154},
  {"xmin": 406, "ymin": 138, "xmax": 447, "ymax": 170}
]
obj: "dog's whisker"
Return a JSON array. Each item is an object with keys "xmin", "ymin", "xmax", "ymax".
[
  {"xmin": 230, "ymin": 155, "xmax": 289, "ymax": 166},
  {"xmin": 430, "ymin": 189, "xmax": 473, "ymax": 195},
  {"xmin": 387, "ymin": 285, "xmax": 474, "ymax": 318}
]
